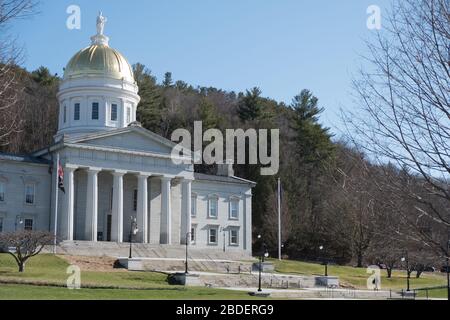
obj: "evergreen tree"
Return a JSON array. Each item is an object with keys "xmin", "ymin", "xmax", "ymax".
[
  {"xmin": 133, "ymin": 63, "xmax": 162, "ymax": 131},
  {"xmin": 237, "ymin": 87, "xmax": 262, "ymax": 122},
  {"xmin": 163, "ymin": 71, "xmax": 173, "ymax": 87},
  {"xmin": 198, "ymin": 98, "xmax": 221, "ymax": 129},
  {"xmin": 290, "ymin": 89, "xmax": 334, "ymax": 166}
]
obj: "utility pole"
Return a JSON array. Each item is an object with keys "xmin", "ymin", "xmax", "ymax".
[{"xmin": 277, "ymin": 178, "xmax": 281, "ymax": 260}]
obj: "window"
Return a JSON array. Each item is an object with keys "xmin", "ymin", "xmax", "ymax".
[
  {"xmin": 208, "ymin": 196, "xmax": 218, "ymax": 218},
  {"xmin": 0, "ymin": 217, "xmax": 3, "ymax": 232},
  {"xmin": 133, "ymin": 189, "xmax": 137, "ymax": 211},
  {"xmin": 74, "ymin": 103, "xmax": 80, "ymax": 120},
  {"xmin": 230, "ymin": 229, "xmax": 239, "ymax": 245},
  {"xmin": 24, "ymin": 218, "xmax": 33, "ymax": 231},
  {"xmin": 92, "ymin": 102, "xmax": 99, "ymax": 120},
  {"xmin": 191, "ymin": 194, "xmax": 197, "ymax": 217},
  {"xmin": 230, "ymin": 199, "xmax": 239, "ymax": 219},
  {"xmin": 0, "ymin": 182, "xmax": 5, "ymax": 202},
  {"xmin": 126, "ymin": 107, "xmax": 131, "ymax": 123},
  {"xmin": 111, "ymin": 104, "xmax": 118, "ymax": 121},
  {"xmin": 25, "ymin": 184, "xmax": 35, "ymax": 204},
  {"xmin": 208, "ymin": 228, "xmax": 218, "ymax": 244},
  {"xmin": 190, "ymin": 226, "xmax": 196, "ymax": 243},
  {"xmin": 63, "ymin": 105, "xmax": 67, "ymax": 123}
]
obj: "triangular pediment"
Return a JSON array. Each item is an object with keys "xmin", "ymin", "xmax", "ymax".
[{"xmin": 69, "ymin": 127, "xmax": 177, "ymax": 155}]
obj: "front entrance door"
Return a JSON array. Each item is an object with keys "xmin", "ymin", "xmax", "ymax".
[{"xmin": 107, "ymin": 214, "xmax": 112, "ymax": 241}]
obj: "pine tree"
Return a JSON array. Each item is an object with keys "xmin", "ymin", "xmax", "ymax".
[
  {"xmin": 290, "ymin": 89, "xmax": 334, "ymax": 166},
  {"xmin": 163, "ymin": 71, "xmax": 173, "ymax": 87},
  {"xmin": 133, "ymin": 63, "xmax": 162, "ymax": 132},
  {"xmin": 237, "ymin": 87, "xmax": 262, "ymax": 122}
]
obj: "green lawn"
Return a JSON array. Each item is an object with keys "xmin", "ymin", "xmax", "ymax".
[
  {"xmin": 0, "ymin": 254, "xmax": 255, "ymax": 300},
  {"xmin": 270, "ymin": 258, "xmax": 447, "ymax": 292},
  {"xmin": 0, "ymin": 284, "xmax": 256, "ymax": 300}
]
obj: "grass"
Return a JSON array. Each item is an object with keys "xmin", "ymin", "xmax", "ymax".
[
  {"xmin": 0, "ymin": 284, "xmax": 256, "ymax": 300},
  {"xmin": 1, "ymin": 253, "xmax": 447, "ymax": 299},
  {"xmin": 0, "ymin": 254, "xmax": 169, "ymax": 289},
  {"xmin": 270, "ymin": 258, "xmax": 448, "ymax": 292},
  {"xmin": 0, "ymin": 254, "xmax": 256, "ymax": 300}
]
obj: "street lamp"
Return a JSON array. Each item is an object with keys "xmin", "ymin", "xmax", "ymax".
[
  {"xmin": 128, "ymin": 216, "xmax": 138, "ymax": 259},
  {"xmin": 257, "ymin": 234, "xmax": 269, "ymax": 292},
  {"xmin": 446, "ymin": 237, "xmax": 450, "ymax": 301},
  {"xmin": 220, "ymin": 227, "xmax": 226, "ymax": 252},
  {"xmin": 15, "ymin": 216, "xmax": 23, "ymax": 231},
  {"xmin": 401, "ymin": 252, "xmax": 410, "ymax": 292},
  {"xmin": 185, "ymin": 231, "xmax": 191, "ymax": 274},
  {"xmin": 319, "ymin": 245, "xmax": 328, "ymax": 277}
]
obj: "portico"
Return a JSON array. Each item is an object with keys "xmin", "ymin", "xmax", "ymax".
[{"xmin": 60, "ymin": 164, "xmax": 192, "ymax": 245}]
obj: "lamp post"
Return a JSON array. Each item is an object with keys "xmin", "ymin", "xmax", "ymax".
[
  {"xmin": 221, "ymin": 227, "xmax": 226, "ymax": 252},
  {"xmin": 15, "ymin": 216, "xmax": 23, "ymax": 231},
  {"xmin": 185, "ymin": 231, "xmax": 191, "ymax": 274},
  {"xmin": 319, "ymin": 245, "xmax": 328, "ymax": 277},
  {"xmin": 401, "ymin": 252, "xmax": 410, "ymax": 292},
  {"xmin": 446, "ymin": 237, "xmax": 450, "ymax": 301},
  {"xmin": 257, "ymin": 234, "xmax": 269, "ymax": 292},
  {"xmin": 128, "ymin": 216, "xmax": 138, "ymax": 259}
]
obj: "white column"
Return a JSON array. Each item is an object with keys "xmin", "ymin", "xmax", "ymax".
[
  {"xmin": 244, "ymin": 191, "xmax": 252, "ymax": 253},
  {"xmin": 181, "ymin": 179, "xmax": 192, "ymax": 245},
  {"xmin": 137, "ymin": 173, "xmax": 150, "ymax": 243},
  {"xmin": 160, "ymin": 177, "xmax": 172, "ymax": 244},
  {"xmin": 112, "ymin": 170, "xmax": 126, "ymax": 243},
  {"xmin": 63, "ymin": 166, "xmax": 76, "ymax": 241},
  {"xmin": 85, "ymin": 168, "xmax": 100, "ymax": 241}
]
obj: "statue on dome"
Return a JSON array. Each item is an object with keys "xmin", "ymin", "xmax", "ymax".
[{"xmin": 96, "ymin": 11, "xmax": 107, "ymax": 35}]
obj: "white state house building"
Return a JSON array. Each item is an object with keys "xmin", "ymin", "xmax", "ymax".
[{"xmin": 0, "ymin": 16, "xmax": 255, "ymax": 258}]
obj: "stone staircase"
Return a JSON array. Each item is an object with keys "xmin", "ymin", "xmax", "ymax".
[
  {"xmin": 193, "ymin": 272, "xmax": 317, "ymax": 289},
  {"xmin": 49, "ymin": 241, "xmax": 255, "ymax": 273}
]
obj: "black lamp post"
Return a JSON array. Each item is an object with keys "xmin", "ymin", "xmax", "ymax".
[
  {"xmin": 319, "ymin": 245, "xmax": 328, "ymax": 277},
  {"xmin": 185, "ymin": 231, "xmax": 191, "ymax": 274},
  {"xmin": 446, "ymin": 237, "xmax": 450, "ymax": 301},
  {"xmin": 221, "ymin": 227, "xmax": 226, "ymax": 252},
  {"xmin": 128, "ymin": 216, "xmax": 138, "ymax": 259},
  {"xmin": 401, "ymin": 251, "xmax": 410, "ymax": 292},
  {"xmin": 257, "ymin": 234, "xmax": 269, "ymax": 292}
]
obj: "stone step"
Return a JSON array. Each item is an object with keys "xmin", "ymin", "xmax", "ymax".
[{"xmin": 50, "ymin": 240, "xmax": 252, "ymax": 262}]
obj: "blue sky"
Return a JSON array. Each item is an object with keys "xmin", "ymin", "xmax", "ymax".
[{"xmin": 12, "ymin": 0, "xmax": 391, "ymax": 135}]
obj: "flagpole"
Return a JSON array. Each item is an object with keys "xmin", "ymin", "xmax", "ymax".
[
  {"xmin": 53, "ymin": 153, "xmax": 59, "ymax": 254},
  {"xmin": 277, "ymin": 177, "xmax": 281, "ymax": 260}
]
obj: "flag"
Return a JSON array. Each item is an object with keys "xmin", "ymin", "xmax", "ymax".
[{"xmin": 58, "ymin": 161, "xmax": 65, "ymax": 194}]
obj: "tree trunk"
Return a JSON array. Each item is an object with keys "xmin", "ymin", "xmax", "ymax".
[
  {"xmin": 357, "ymin": 253, "xmax": 363, "ymax": 268},
  {"xmin": 386, "ymin": 268, "xmax": 392, "ymax": 278},
  {"xmin": 18, "ymin": 262, "xmax": 25, "ymax": 272},
  {"xmin": 416, "ymin": 271, "xmax": 422, "ymax": 279}
]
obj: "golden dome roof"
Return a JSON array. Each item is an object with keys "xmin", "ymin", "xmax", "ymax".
[{"xmin": 64, "ymin": 44, "xmax": 135, "ymax": 82}]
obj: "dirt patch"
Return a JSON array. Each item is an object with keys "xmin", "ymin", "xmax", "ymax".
[{"xmin": 58, "ymin": 255, "xmax": 126, "ymax": 272}]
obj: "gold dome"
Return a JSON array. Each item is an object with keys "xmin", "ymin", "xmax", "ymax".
[{"xmin": 64, "ymin": 44, "xmax": 135, "ymax": 82}]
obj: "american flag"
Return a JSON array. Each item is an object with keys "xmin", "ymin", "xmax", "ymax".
[{"xmin": 58, "ymin": 161, "xmax": 65, "ymax": 193}]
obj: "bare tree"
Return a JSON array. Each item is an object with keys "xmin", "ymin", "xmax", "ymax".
[
  {"xmin": 0, "ymin": 231, "xmax": 55, "ymax": 272},
  {"xmin": 0, "ymin": 0, "xmax": 39, "ymax": 148},
  {"xmin": 345, "ymin": 0, "xmax": 450, "ymax": 255},
  {"xmin": 328, "ymin": 145, "xmax": 378, "ymax": 267}
]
